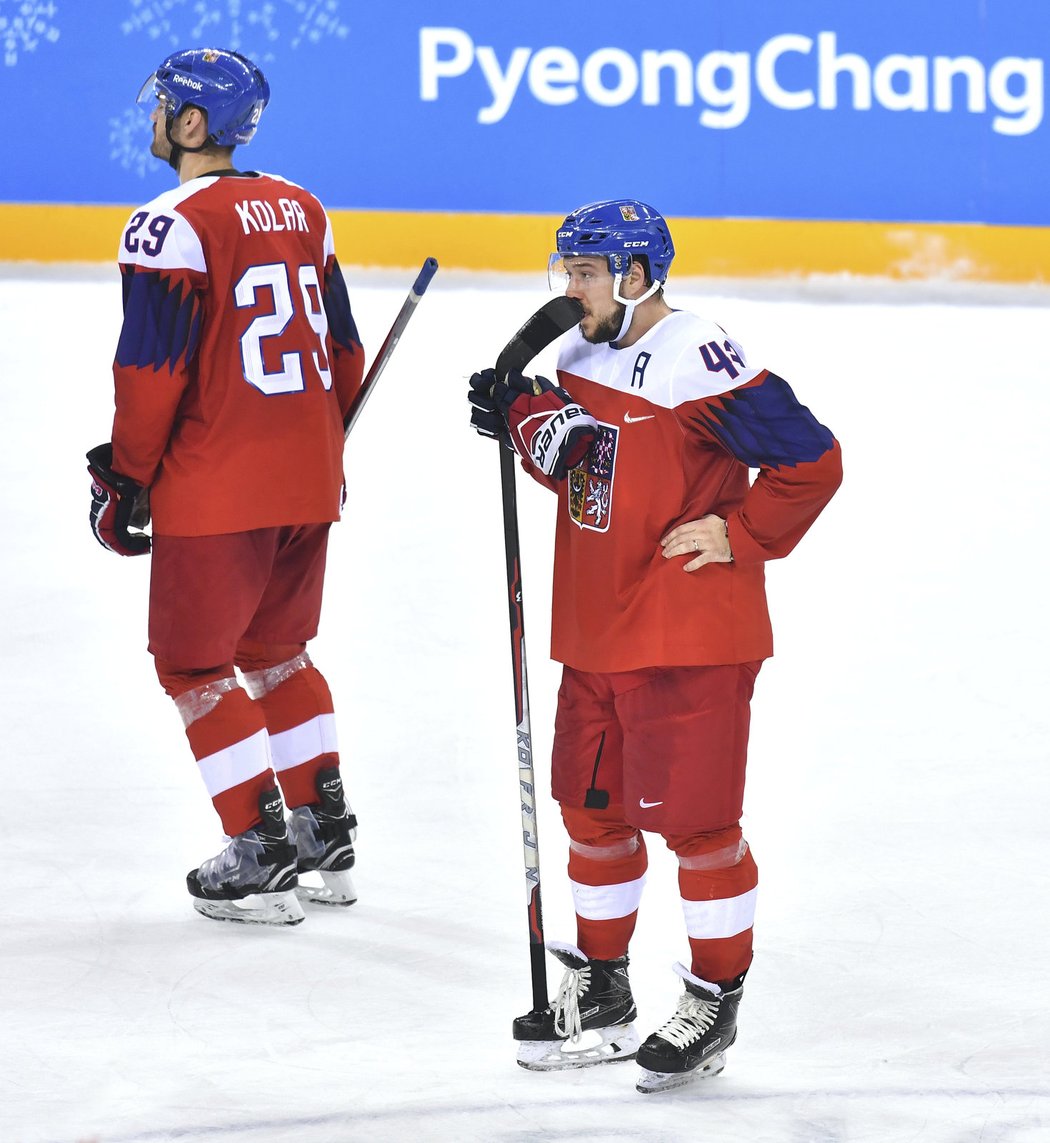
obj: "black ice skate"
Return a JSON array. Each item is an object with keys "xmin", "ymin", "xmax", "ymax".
[
  {"xmin": 635, "ymin": 963, "xmax": 746, "ymax": 1094},
  {"xmin": 287, "ymin": 766, "xmax": 358, "ymax": 907},
  {"xmin": 514, "ymin": 942, "xmax": 640, "ymax": 1071},
  {"xmin": 187, "ymin": 787, "xmax": 304, "ymax": 926}
]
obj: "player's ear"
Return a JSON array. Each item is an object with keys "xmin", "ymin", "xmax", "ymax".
[
  {"xmin": 624, "ymin": 258, "xmax": 649, "ymax": 300},
  {"xmin": 178, "ymin": 105, "xmax": 210, "ymax": 147}
]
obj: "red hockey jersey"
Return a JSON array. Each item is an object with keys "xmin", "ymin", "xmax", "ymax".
[
  {"xmin": 111, "ymin": 171, "xmax": 364, "ymax": 536},
  {"xmin": 524, "ymin": 310, "xmax": 842, "ymax": 673}
]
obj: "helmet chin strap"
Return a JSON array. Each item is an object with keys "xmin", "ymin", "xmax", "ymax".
[{"xmin": 611, "ymin": 274, "xmax": 662, "ymax": 344}]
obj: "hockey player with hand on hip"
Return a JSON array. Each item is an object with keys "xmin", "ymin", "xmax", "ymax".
[
  {"xmin": 467, "ymin": 200, "xmax": 842, "ymax": 1092},
  {"xmin": 87, "ymin": 48, "xmax": 365, "ymax": 926}
]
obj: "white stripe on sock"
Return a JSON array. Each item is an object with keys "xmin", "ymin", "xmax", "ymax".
[
  {"xmin": 196, "ymin": 729, "xmax": 271, "ymax": 797},
  {"xmin": 681, "ymin": 887, "xmax": 758, "ymax": 940},
  {"xmin": 570, "ymin": 874, "xmax": 646, "ymax": 921},
  {"xmin": 269, "ymin": 713, "xmax": 338, "ymax": 773}
]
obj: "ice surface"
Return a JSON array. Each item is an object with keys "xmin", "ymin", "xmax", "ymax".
[{"xmin": 1, "ymin": 265, "xmax": 1048, "ymax": 1143}]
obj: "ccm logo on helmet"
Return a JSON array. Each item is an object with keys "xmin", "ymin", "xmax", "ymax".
[{"xmin": 170, "ymin": 74, "xmax": 204, "ymax": 91}]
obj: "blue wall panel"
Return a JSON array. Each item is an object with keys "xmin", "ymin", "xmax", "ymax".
[{"xmin": 1, "ymin": 1, "xmax": 1047, "ymax": 224}]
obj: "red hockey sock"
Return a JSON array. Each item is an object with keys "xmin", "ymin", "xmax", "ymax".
[
  {"xmin": 236, "ymin": 642, "xmax": 341, "ymax": 809},
  {"xmin": 562, "ymin": 803, "xmax": 648, "ymax": 961},
  {"xmin": 156, "ymin": 660, "xmax": 276, "ymax": 837},
  {"xmin": 666, "ymin": 825, "xmax": 758, "ymax": 983}
]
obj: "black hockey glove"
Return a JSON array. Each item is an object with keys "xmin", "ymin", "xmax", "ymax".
[
  {"xmin": 86, "ymin": 442, "xmax": 151, "ymax": 557},
  {"xmin": 467, "ymin": 368, "xmax": 512, "ymax": 448},
  {"xmin": 492, "ymin": 370, "xmax": 598, "ymax": 479}
]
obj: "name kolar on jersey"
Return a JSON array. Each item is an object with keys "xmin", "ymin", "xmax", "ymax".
[{"xmin": 235, "ymin": 197, "xmax": 310, "ymax": 235}]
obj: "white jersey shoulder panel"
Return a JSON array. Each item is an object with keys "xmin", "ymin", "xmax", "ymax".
[
  {"xmin": 558, "ymin": 309, "xmax": 764, "ymax": 409},
  {"xmin": 118, "ymin": 179, "xmax": 211, "ymax": 273}
]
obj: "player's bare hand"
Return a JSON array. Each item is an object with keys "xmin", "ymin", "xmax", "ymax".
[{"xmin": 661, "ymin": 515, "xmax": 732, "ymax": 571}]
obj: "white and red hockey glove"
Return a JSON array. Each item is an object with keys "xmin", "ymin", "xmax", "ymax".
[
  {"xmin": 86, "ymin": 443, "xmax": 151, "ymax": 557},
  {"xmin": 491, "ymin": 370, "xmax": 598, "ymax": 479}
]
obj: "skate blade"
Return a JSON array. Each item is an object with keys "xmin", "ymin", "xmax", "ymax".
[
  {"xmin": 295, "ymin": 868, "xmax": 357, "ymax": 907},
  {"xmin": 192, "ymin": 889, "xmax": 305, "ymax": 927},
  {"xmin": 517, "ymin": 1023, "xmax": 639, "ymax": 1071},
  {"xmin": 636, "ymin": 1051, "xmax": 727, "ymax": 1094}
]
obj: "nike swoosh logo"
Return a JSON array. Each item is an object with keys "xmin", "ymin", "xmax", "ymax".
[
  {"xmin": 624, "ymin": 412, "xmax": 655, "ymax": 424},
  {"xmin": 639, "ymin": 798, "xmax": 664, "ymax": 808}
]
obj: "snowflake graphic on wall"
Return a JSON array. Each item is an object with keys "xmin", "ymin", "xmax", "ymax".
[
  {"xmin": 109, "ymin": 107, "xmax": 155, "ymax": 180},
  {"xmin": 1, "ymin": 0, "xmax": 61, "ymax": 67},
  {"xmin": 110, "ymin": 0, "xmax": 349, "ymax": 175},
  {"xmin": 120, "ymin": 0, "xmax": 348, "ymax": 61}
]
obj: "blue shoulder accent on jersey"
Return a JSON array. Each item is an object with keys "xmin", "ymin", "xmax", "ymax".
[
  {"xmin": 699, "ymin": 372, "xmax": 835, "ymax": 469},
  {"xmin": 323, "ymin": 258, "xmax": 361, "ymax": 353},
  {"xmin": 116, "ymin": 267, "xmax": 201, "ymax": 373}
]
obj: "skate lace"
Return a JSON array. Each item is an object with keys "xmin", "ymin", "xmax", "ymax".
[
  {"xmin": 552, "ymin": 962, "xmax": 590, "ymax": 1041},
  {"xmin": 654, "ymin": 992, "xmax": 720, "ymax": 1050}
]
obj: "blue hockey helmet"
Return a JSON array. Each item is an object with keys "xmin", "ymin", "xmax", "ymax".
[
  {"xmin": 137, "ymin": 48, "xmax": 269, "ymax": 147},
  {"xmin": 550, "ymin": 199, "xmax": 676, "ymax": 285}
]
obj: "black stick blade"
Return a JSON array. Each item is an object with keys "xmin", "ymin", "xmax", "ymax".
[{"xmin": 494, "ymin": 296, "xmax": 584, "ymax": 381}]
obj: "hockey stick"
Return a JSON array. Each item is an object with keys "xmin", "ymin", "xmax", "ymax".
[
  {"xmin": 492, "ymin": 295, "xmax": 584, "ymax": 1017},
  {"xmin": 343, "ymin": 257, "xmax": 439, "ymax": 439}
]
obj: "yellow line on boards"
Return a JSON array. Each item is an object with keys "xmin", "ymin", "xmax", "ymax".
[{"xmin": 1, "ymin": 203, "xmax": 1047, "ymax": 284}]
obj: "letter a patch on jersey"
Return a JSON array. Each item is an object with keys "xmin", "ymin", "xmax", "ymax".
[{"xmin": 567, "ymin": 422, "xmax": 618, "ymax": 532}]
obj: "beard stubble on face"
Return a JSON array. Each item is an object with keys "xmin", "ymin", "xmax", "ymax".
[
  {"xmin": 581, "ymin": 302, "xmax": 626, "ymax": 345},
  {"xmin": 150, "ymin": 120, "xmax": 170, "ymax": 162}
]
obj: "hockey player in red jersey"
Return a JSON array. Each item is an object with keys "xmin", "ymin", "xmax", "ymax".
[
  {"xmin": 87, "ymin": 49, "xmax": 365, "ymax": 926},
  {"xmin": 468, "ymin": 200, "xmax": 842, "ymax": 1092}
]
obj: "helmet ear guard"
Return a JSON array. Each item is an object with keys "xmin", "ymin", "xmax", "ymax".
[{"xmin": 606, "ymin": 250, "xmax": 638, "ymax": 278}]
